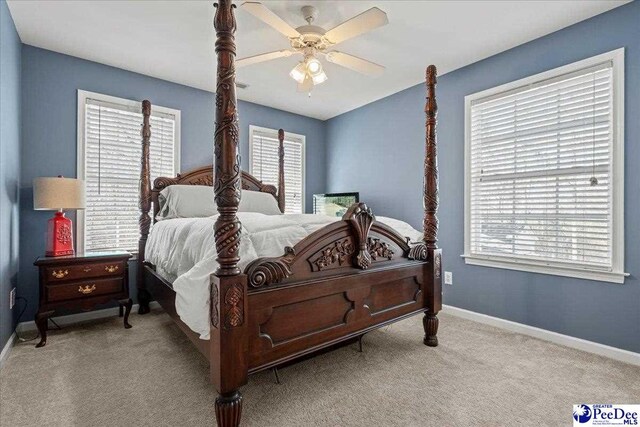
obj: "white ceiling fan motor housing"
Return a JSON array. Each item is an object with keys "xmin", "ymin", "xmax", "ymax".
[
  {"xmin": 292, "ymin": 5, "xmax": 331, "ymax": 50},
  {"xmin": 292, "ymin": 25, "xmax": 329, "ymax": 50}
]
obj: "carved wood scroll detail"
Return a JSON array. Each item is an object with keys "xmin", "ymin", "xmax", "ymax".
[
  {"xmin": 247, "ymin": 234, "xmax": 395, "ymax": 285},
  {"xmin": 343, "ymin": 203, "xmax": 375, "ymax": 269},
  {"xmin": 154, "ymin": 169, "xmax": 275, "ymax": 194},
  {"xmin": 186, "ymin": 176, "xmax": 213, "ymax": 186},
  {"xmin": 368, "ymin": 238, "xmax": 394, "ymax": 260},
  {"xmin": 224, "ymin": 283, "xmax": 244, "ymax": 329},
  {"xmin": 311, "ymin": 239, "xmax": 355, "ymax": 271},
  {"xmin": 308, "ymin": 235, "xmax": 395, "ymax": 272},
  {"xmin": 408, "ymin": 243, "xmax": 428, "ymax": 261},
  {"xmin": 434, "ymin": 250, "xmax": 441, "ymax": 278},
  {"xmin": 157, "ymin": 174, "xmax": 214, "ymax": 190},
  {"xmin": 246, "ymin": 247, "xmax": 296, "ymax": 288},
  {"xmin": 210, "ymin": 281, "xmax": 219, "ymax": 328}
]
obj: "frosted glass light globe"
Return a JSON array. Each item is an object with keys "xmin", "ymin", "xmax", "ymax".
[{"xmin": 306, "ymin": 57, "xmax": 322, "ymax": 75}]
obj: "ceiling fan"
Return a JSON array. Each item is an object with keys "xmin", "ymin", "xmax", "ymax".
[{"xmin": 238, "ymin": 2, "xmax": 388, "ymax": 94}]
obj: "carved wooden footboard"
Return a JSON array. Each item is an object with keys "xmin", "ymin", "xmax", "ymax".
[
  {"xmin": 245, "ymin": 204, "xmax": 414, "ymax": 288},
  {"xmin": 242, "ymin": 202, "xmax": 441, "ymax": 371},
  {"xmin": 247, "ymin": 262, "xmax": 435, "ymax": 370}
]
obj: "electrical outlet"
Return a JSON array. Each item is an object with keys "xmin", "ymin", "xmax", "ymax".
[
  {"xmin": 444, "ymin": 271, "xmax": 453, "ymax": 285},
  {"xmin": 9, "ymin": 287, "xmax": 16, "ymax": 309}
]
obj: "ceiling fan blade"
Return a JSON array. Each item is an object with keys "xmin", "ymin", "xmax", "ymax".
[
  {"xmin": 325, "ymin": 51, "xmax": 385, "ymax": 76},
  {"xmin": 297, "ymin": 75, "xmax": 314, "ymax": 93},
  {"xmin": 324, "ymin": 7, "xmax": 388, "ymax": 45},
  {"xmin": 237, "ymin": 50, "xmax": 296, "ymax": 68},
  {"xmin": 241, "ymin": 2, "xmax": 300, "ymax": 38}
]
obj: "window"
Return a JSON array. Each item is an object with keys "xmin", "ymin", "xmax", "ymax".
[
  {"xmin": 77, "ymin": 90, "xmax": 180, "ymax": 253},
  {"xmin": 249, "ymin": 125, "xmax": 305, "ymax": 214},
  {"xmin": 464, "ymin": 49, "xmax": 625, "ymax": 283}
]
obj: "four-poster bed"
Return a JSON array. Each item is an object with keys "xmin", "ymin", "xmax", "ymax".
[{"xmin": 136, "ymin": 1, "xmax": 442, "ymax": 426}]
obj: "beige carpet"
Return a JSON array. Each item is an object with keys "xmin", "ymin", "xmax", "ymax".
[{"xmin": 1, "ymin": 310, "xmax": 638, "ymax": 426}]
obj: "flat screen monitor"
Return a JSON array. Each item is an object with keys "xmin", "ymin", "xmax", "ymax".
[{"xmin": 313, "ymin": 192, "xmax": 360, "ymax": 217}]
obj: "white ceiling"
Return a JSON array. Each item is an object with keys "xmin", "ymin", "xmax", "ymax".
[{"xmin": 7, "ymin": 0, "xmax": 628, "ymax": 120}]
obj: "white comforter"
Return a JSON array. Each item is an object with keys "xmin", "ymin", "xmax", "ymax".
[{"xmin": 145, "ymin": 213, "xmax": 423, "ymax": 339}]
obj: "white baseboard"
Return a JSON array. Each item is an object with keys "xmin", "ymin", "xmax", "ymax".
[
  {"xmin": 0, "ymin": 332, "xmax": 17, "ymax": 370},
  {"xmin": 0, "ymin": 302, "xmax": 161, "ymax": 370},
  {"xmin": 442, "ymin": 304, "xmax": 640, "ymax": 367}
]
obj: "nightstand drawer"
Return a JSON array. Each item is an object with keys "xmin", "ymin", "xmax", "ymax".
[
  {"xmin": 46, "ymin": 260, "xmax": 126, "ymax": 282},
  {"xmin": 46, "ymin": 277, "xmax": 125, "ymax": 302}
]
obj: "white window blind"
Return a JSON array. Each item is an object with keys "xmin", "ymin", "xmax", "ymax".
[
  {"xmin": 78, "ymin": 91, "xmax": 180, "ymax": 253},
  {"xmin": 464, "ymin": 49, "xmax": 625, "ymax": 283},
  {"xmin": 249, "ymin": 126, "xmax": 305, "ymax": 214}
]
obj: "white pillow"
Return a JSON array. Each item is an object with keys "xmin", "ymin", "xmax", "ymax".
[
  {"xmin": 157, "ymin": 185, "xmax": 217, "ymax": 220},
  {"xmin": 239, "ymin": 190, "xmax": 282, "ymax": 215}
]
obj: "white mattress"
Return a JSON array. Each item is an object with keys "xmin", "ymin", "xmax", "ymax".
[{"xmin": 145, "ymin": 213, "xmax": 423, "ymax": 339}]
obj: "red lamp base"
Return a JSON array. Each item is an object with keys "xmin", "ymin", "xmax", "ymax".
[{"xmin": 46, "ymin": 211, "xmax": 74, "ymax": 257}]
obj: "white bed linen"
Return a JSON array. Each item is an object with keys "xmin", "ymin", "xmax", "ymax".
[{"xmin": 145, "ymin": 213, "xmax": 423, "ymax": 339}]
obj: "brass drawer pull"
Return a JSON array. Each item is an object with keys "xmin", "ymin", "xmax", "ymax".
[
  {"xmin": 78, "ymin": 284, "xmax": 96, "ymax": 294},
  {"xmin": 83, "ymin": 267, "xmax": 92, "ymax": 272},
  {"xmin": 105, "ymin": 265, "xmax": 119, "ymax": 273},
  {"xmin": 52, "ymin": 270, "xmax": 69, "ymax": 279}
]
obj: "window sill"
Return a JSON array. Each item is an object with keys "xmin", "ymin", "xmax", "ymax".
[{"xmin": 461, "ymin": 254, "xmax": 628, "ymax": 284}]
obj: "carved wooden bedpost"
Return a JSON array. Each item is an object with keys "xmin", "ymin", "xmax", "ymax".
[
  {"xmin": 422, "ymin": 65, "xmax": 442, "ymax": 347},
  {"xmin": 211, "ymin": 1, "xmax": 247, "ymax": 426},
  {"xmin": 137, "ymin": 100, "xmax": 152, "ymax": 315},
  {"xmin": 277, "ymin": 128, "xmax": 285, "ymax": 213}
]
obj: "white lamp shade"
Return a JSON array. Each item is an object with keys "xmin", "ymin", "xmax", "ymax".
[
  {"xmin": 33, "ymin": 177, "xmax": 86, "ymax": 210},
  {"xmin": 289, "ymin": 62, "xmax": 306, "ymax": 84},
  {"xmin": 312, "ymin": 70, "xmax": 328, "ymax": 85}
]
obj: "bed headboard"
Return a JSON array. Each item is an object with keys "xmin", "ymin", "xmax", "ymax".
[
  {"xmin": 137, "ymin": 99, "xmax": 287, "ymax": 271},
  {"xmin": 150, "ymin": 166, "xmax": 279, "ymax": 223}
]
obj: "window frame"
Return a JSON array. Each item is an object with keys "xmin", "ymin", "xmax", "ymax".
[
  {"xmin": 76, "ymin": 89, "xmax": 181, "ymax": 254},
  {"xmin": 248, "ymin": 125, "xmax": 306, "ymax": 213},
  {"xmin": 463, "ymin": 48, "xmax": 626, "ymax": 284}
]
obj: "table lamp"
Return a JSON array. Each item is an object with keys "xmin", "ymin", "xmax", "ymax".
[{"xmin": 33, "ymin": 176, "xmax": 86, "ymax": 257}]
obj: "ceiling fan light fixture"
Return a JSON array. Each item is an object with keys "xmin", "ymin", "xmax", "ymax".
[
  {"xmin": 289, "ymin": 62, "xmax": 307, "ymax": 84},
  {"xmin": 312, "ymin": 70, "xmax": 328, "ymax": 85},
  {"xmin": 306, "ymin": 57, "xmax": 322, "ymax": 75},
  {"xmin": 237, "ymin": 3, "xmax": 389, "ymax": 94}
]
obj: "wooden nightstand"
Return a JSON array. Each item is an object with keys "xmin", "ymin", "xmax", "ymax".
[{"xmin": 33, "ymin": 251, "xmax": 133, "ymax": 348}]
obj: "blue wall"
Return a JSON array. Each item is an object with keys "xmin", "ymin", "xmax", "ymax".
[
  {"xmin": 18, "ymin": 45, "xmax": 325, "ymax": 324},
  {"xmin": 327, "ymin": 1, "xmax": 639, "ymax": 353},
  {"xmin": 0, "ymin": 0, "xmax": 21, "ymax": 351}
]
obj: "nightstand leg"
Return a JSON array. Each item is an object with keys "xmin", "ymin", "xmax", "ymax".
[
  {"xmin": 118, "ymin": 298, "xmax": 133, "ymax": 329},
  {"xmin": 35, "ymin": 310, "xmax": 54, "ymax": 348}
]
